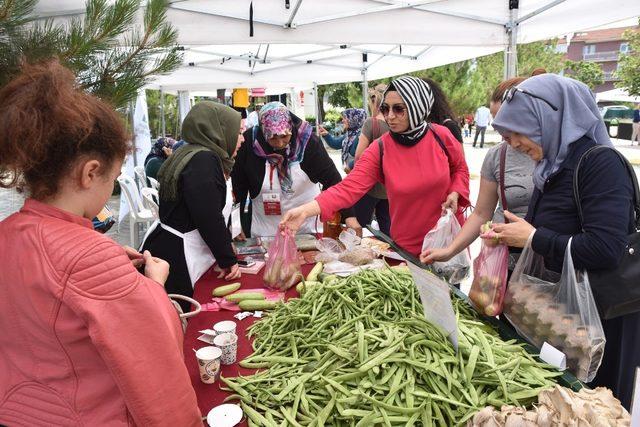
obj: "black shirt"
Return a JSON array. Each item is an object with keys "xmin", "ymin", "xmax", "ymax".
[
  {"xmin": 527, "ymin": 137, "xmax": 634, "ymax": 273},
  {"xmin": 158, "ymin": 151, "xmax": 236, "ymax": 268}
]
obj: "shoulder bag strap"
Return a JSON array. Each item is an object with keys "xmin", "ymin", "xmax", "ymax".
[
  {"xmin": 371, "ymin": 117, "xmax": 381, "ymax": 140},
  {"xmin": 499, "ymin": 143, "xmax": 509, "ymax": 223},
  {"xmin": 378, "ymin": 137, "xmax": 384, "ymax": 183},
  {"xmin": 427, "ymin": 123, "xmax": 450, "ymax": 161},
  {"xmin": 573, "ymin": 145, "xmax": 640, "ymax": 231}
]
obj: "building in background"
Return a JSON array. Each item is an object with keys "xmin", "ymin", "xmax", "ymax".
[{"xmin": 559, "ymin": 25, "xmax": 638, "ymax": 93}]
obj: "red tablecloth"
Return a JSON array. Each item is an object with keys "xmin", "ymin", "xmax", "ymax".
[{"xmin": 183, "ymin": 261, "xmax": 314, "ymax": 422}]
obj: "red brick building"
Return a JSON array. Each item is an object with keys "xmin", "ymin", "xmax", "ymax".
[{"xmin": 558, "ymin": 25, "xmax": 638, "ymax": 93}]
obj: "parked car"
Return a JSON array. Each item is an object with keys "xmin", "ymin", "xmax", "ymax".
[{"xmin": 599, "ymin": 105, "xmax": 634, "ymax": 120}]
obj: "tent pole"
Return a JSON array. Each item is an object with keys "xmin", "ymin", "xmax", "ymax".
[
  {"xmin": 504, "ymin": 2, "xmax": 519, "ymax": 79},
  {"xmin": 160, "ymin": 87, "xmax": 166, "ymax": 138},
  {"xmin": 361, "ymin": 53, "xmax": 369, "ymax": 116},
  {"xmin": 313, "ymin": 82, "xmax": 321, "ymax": 137}
]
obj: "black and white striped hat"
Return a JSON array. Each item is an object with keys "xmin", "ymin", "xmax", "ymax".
[{"xmin": 384, "ymin": 76, "xmax": 434, "ymax": 132}]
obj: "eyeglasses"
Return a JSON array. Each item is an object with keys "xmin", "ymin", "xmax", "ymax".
[
  {"xmin": 503, "ymin": 86, "xmax": 559, "ymax": 111},
  {"xmin": 379, "ymin": 103, "xmax": 407, "ymax": 117}
]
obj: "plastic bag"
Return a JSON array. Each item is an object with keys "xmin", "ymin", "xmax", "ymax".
[
  {"xmin": 503, "ymin": 237, "xmax": 606, "ymax": 382},
  {"xmin": 315, "ymin": 230, "xmax": 381, "ymax": 275},
  {"xmin": 263, "ymin": 229, "xmax": 303, "ymax": 291},
  {"xmin": 422, "ymin": 209, "xmax": 470, "ymax": 284},
  {"xmin": 469, "ymin": 242, "xmax": 509, "ymax": 317}
]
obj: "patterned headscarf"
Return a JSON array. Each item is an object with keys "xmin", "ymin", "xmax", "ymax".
[
  {"xmin": 341, "ymin": 108, "xmax": 367, "ymax": 166},
  {"xmin": 145, "ymin": 137, "xmax": 176, "ymax": 165},
  {"xmin": 259, "ymin": 102, "xmax": 292, "ymax": 141},
  {"xmin": 384, "ymin": 76, "xmax": 434, "ymax": 146},
  {"xmin": 253, "ymin": 102, "xmax": 312, "ymax": 193}
]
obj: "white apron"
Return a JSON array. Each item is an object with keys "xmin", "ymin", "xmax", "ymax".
[
  {"xmin": 251, "ymin": 161, "xmax": 320, "ymax": 237},
  {"xmin": 141, "ymin": 179, "xmax": 235, "ymax": 287}
]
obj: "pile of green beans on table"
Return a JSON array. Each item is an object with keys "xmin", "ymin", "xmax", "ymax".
[{"xmin": 222, "ymin": 268, "xmax": 562, "ymax": 426}]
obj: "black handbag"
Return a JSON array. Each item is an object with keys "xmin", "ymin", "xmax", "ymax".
[{"xmin": 574, "ymin": 145, "xmax": 640, "ymax": 319}]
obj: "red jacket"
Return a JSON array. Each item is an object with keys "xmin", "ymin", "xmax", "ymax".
[
  {"xmin": 0, "ymin": 199, "xmax": 202, "ymax": 426},
  {"xmin": 317, "ymin": 124, "xmax": 470, "ymax": 255}
]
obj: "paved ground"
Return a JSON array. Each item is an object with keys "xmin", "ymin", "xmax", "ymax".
[{"xmin": 2, "ymin": 128, "xmax": 639, "ymax": 294}]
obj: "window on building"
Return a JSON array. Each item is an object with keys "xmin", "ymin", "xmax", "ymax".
[
  {"xmin": 620, "ymin": 42, "xmax": 630, "ymax": 54},
  {"xmin": 583, "ymin": 44, "xmax": 596, "ymax": 56}
]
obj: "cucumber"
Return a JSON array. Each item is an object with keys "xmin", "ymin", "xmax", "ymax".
[
  {"xmin": 225, "ymin": 292, "xmax": 265, "ymax": 303},
  {"xmin": 306, "ymin": 262, "xmax": 323, "ymax": 282},
  {"xmin": 212, "ymin": 282, "xmax": 241, "ymax": 297},
  {"xmin": 238, "ymin": 299, "xmax": 278, "ymax": 311}
]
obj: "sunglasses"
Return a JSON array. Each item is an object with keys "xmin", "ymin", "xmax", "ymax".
[
  {"xmin": 503, "ymin": 86, "xmax": 559, "ymax": 111},
  {"xmin": 379, "ymin": 103, "xmax": 407, "ymax": 116}
]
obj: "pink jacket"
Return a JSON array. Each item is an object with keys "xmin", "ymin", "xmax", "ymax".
[{"xmin": 0, "ymin": 199, "xmax": 202, "ymax": 426}]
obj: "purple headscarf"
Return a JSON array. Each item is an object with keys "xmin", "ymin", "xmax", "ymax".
[
  {"xmin": 341, "ymin": 108, "xmax": 366, "ymax": 166},
  {"xmin": 253, "ymin": 102, "xmax": 312, "ymax": 193}
]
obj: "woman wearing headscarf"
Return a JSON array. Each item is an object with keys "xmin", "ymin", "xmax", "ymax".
[
  {"xmin": 487, "ymin": 73, "xmax": 639, "ymax": 409},
  {"xmin": 141, "ymin": 102, "xmax": 244, "ymax": 311},
  {"xmin": 281, "ymin": 76, "xmax": 470, "ymax": 256},
  {"xmin": 232, "ymin": 102, "xmax": 359, "ymax": 237},
  {"xmin": 319, "ymin": 108, "xmax": 367, "ymax": 173},
  {"xmin": 144, "ymin": 136, "xmax": 176, "ymax": 180}
]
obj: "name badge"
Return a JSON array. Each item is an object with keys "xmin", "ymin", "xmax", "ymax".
[{"xmin": 263, "ymin": 192, "xmax": 282, "ymax": 216}]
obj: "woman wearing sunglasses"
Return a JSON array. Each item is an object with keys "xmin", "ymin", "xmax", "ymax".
[
  {"xmin": 281, "ymin": 76, "xmax": 470, "ymax": 256},
  {"xmin": 488, "ymin": 73, "xmax": 639, "ymax": 409},
  {"xmin": 421, "ymin": 77, "xmax": 535, "ymax": 269}
]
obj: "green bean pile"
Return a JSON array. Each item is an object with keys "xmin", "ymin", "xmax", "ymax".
[{"xmin": 222, "ymin": 268, "xmax": 561, "ymax": 426}]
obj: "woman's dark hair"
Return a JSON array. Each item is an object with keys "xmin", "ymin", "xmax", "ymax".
[
  {"xmin": 421, "ymin": 78, "xmax": 456, "ymax": 125},
  {"xmin": 0, "ymin": 60, "xmax": 130, "ymax": 200},
  {"xmin": 490, "ymin": 77, "xmax": 528, "ymax": 104}
]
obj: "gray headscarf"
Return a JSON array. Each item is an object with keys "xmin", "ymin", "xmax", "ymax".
[{"xmin": 492, "ymin": 74, "xmax": 611, "ymax": 191}]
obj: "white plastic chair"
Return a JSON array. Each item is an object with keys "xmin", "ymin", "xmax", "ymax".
[
  {"xmin": 141, "ymin": 187, "xmax": 160, "ymax": 219},
  {"xmin": 117, "ymin": 174, "xmax": 155, "ymax": 247},
  {"xmin": 134, "ymin": 165, "xmax": 148, "ymax": 192},
  {"xmin": 148, "ymin": 176, "xmax": 160, "ymax": 192}
]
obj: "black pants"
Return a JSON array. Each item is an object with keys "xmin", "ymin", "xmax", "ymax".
[
  {"xmin": 473, "ymin": 126, "xmax": 487, "ymax": 147},
  {"xmin": 353, "ymin": 194, "xmax": 391, "ymax": 236}
]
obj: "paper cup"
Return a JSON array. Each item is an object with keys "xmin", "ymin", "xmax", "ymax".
[
  {"xmin": 195, "ymin": 346, "xmax": 222, "ymax": 384},
  {"xmin": 213, "ymin": 320, "xmax": 237, "ymax": 336},
  {"xmin": 214, "ymin": 333, "xmax": 238, "ymax": 365}
]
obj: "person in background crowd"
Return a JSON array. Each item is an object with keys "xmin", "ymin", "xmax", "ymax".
[
  {"xmin": 144, "ymin": 136, "xmax": 176, "ymax": 180},
  {"xmin": 489, "ymin": 73, "xmax": 639, "ymax": 410},
  {"xmin": 142, "ymin": 102, "xmax": 244, "ymax": 312},
  {"xmin": 473, "ymin": 103, "xmax": 492, "ymax": 148},
  {"xmin": 281, "ymin": 76, "xmax": 470, "ymax": 256},
  {"xmin": 245, "ymin": 103, "xmax": 263, "ymax": 129},
  {"xmin": 421, "ymin": 77, "xmax": 535, "ymax": 272},
  {"xmin": 423, "ymin": 78, "xmax": 464, "ymax": 145},
  {"xmin": 462, "ymin": 118, "xmax": 470, "ymax": 138},
  {"xmin": 319, "ymin": 108, "xmax": 367, "ymax": 173},
  {"xmin": 232, "ymin": 102, "xmax": 360, "ymax": 237},
  {"xmin": 352, "ymin": 84, "xmax": 391, "ymax": 236},
  {"xmin": 632, "ymin": 103, "xmax": 640, "ymax": 145},
  {"xmin": 0, "ymin": 60, "xmax": 201, "ymax": 426}
]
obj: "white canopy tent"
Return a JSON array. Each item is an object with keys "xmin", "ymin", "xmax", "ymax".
[
  {"xmin": 596, "ymin": 88, "xmax": 640, "ymax": 104},
  {"xmin": 32, "ymin": 0, "xmax": 640, "ymax": 115}
]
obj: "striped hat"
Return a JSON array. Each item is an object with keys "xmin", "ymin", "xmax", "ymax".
[{"xmin": 384, "ymin": 76, "xmax": 434, "ymax": 137}]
